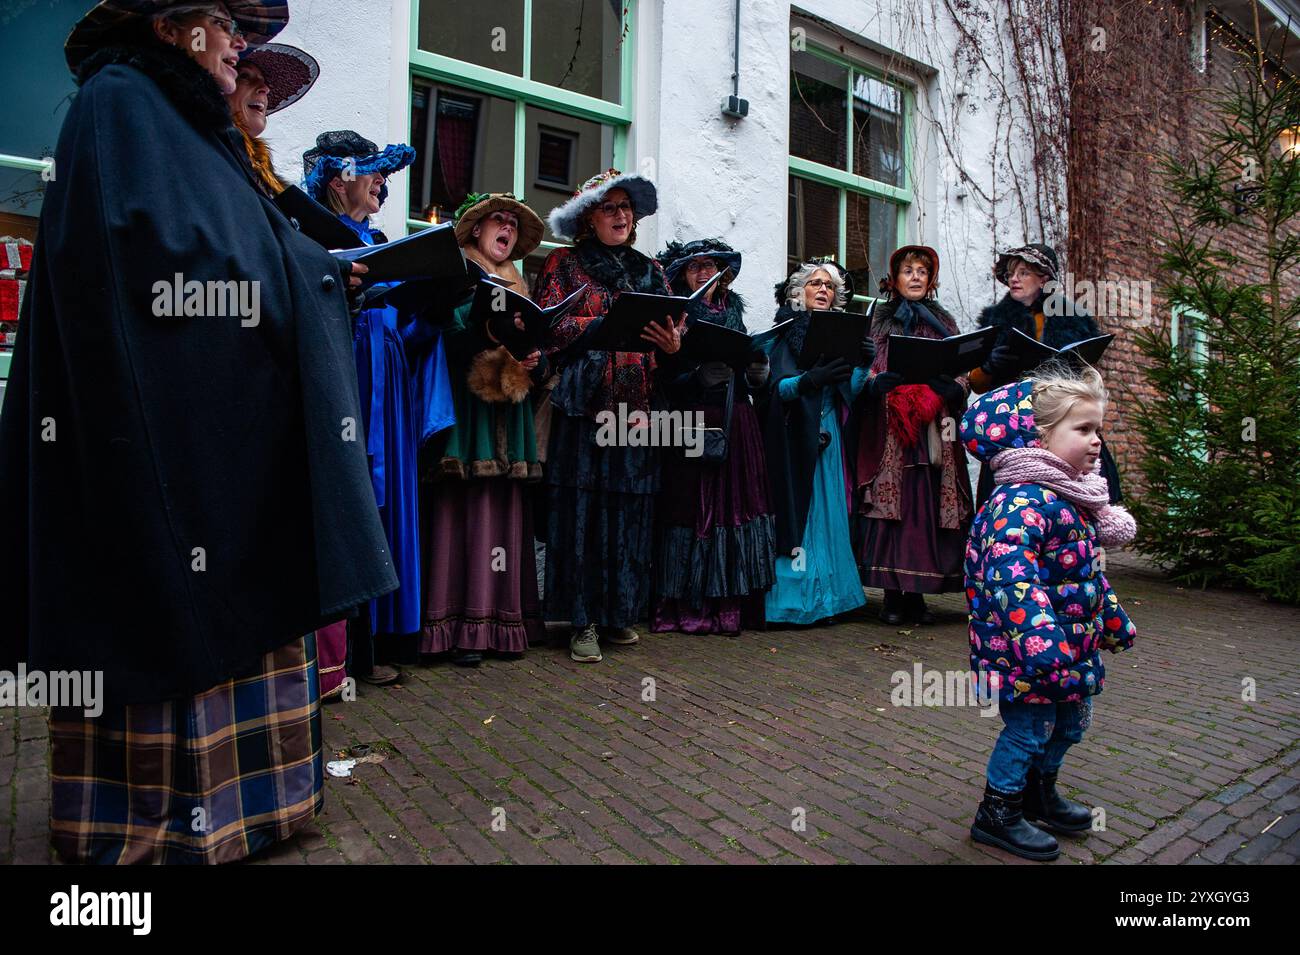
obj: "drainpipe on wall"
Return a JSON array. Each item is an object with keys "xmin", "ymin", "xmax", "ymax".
[{"xmin": 721, "ymin": 0, "xmax": 749, "ymax": 117}]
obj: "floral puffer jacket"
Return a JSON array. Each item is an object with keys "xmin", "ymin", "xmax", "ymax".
[{"xmin": 960, "ymin": 381, "xmax": 1136, "ymax": 704}]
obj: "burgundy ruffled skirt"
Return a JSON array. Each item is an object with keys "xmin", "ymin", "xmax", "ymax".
[
  {"xmin": 421, "ymin": 478, "xmax": 544, "ymax": 653},
  {"xmin": 652, "ymin": 399, "xmax": 776, "ymax": 634}
]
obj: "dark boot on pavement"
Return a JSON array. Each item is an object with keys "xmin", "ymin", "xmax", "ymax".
[
  {"xmin": 970, "ymin": 784, "xmax": 1060, "ymax": 861},
  {"xmin": 1023, "ymin": 768, "xmax": 1093, "ymax": 834},
  {"xmin": 904, "ymin": 591, "xmax": 936, "ymax": 625},
  {"xmin": 880, "ymin": 589, "xmax": 905, "ymax": 625}
]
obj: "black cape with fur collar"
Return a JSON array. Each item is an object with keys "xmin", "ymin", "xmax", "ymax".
[
  {"xmin": 978, "ymin": 291, "xmax": 1101, "ymax": 352},
  {"xmin": 759, "ymin": 304, "xmax": 868, "ymax": 554},
  {"xmin": 974, "ymin": 291, "xmax": 1121, "ymax": 505},
  {"xmin": 0, "ymin": 43, "xmax": 398, "ymax": 704}
]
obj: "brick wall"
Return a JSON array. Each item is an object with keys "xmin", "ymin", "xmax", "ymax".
[{"xmin": 1066, "ymin": 2, "xmax": 1300, "ymax": 499}]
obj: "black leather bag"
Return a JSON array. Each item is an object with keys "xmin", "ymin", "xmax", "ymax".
[{"xmin": 681, "ymin": 375, "xmax": 735, "ymax": 464}]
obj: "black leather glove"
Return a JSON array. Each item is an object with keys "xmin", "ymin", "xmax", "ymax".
[
  {"xmin": 860, "ymin": 335, "xmax": 877, "ymax": 367},
  {"xmin": 798, "ymin": 355, "xmax": 852, "ymax": 394},
  {"xmin": 981, "ymin": 344, "xmax": 1017, "ymax": 377},
  {"xmin": 868, "ymin": 371, "xmax": 904, "ymax": 399},
  {"xmin": 696, "ymin": 360, "xmax": 732, "ymax": 389},
  {"xmin": 928, "ymin": 374, "xmax": 966, "ymax": 403},
  {"xmin": 745, "ymin": 354, "xmax": 770, "ymax": 388},
  {"xmin": 350, "ymin": 288, "xmax": 369, "ymax": 313}
]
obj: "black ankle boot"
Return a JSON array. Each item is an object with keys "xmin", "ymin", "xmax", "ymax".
[
  {"xmin": 971, "ymin": 784, "xmax": 1060, "ymax": 860},
  {"xmin": 904, "ymin": 592, "xmax": 936, "ymax": 625},
  {"xmin": 880, "ymin": 590, "xmax": 905, "ymax": 625},
  {"xmin": 1023, "ymin": 768, "xmax": 1092, "ymax": 833}
]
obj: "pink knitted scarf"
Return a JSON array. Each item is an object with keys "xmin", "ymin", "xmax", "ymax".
[{"xmin": 990, "ymin": 447, "xmax": 1137, "ymax": 547}]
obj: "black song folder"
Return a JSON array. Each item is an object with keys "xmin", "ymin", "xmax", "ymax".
[
  {"xmin": 332, "ymin": 222, "xmax": 468, "ymax": 287},
  {"xmin": 886, "ymin": 326, "xmax": 997, "ymax": 383},
  {"xmin": 583, "ymin": 272, "xmax": 722, "ymax": 353},
  {"xmin": 274, "ymin": 185, "xmax": 365, "ymax": 250},
  {"xmin": 468, "ymin": 280, "xmax": 588, "ymax": 359},
  {"xmin": 796, "ymin": 309, "xmax": 871, "ymax": 369},
  {"xmin": 1008, "ymin": 328, "xmax": 1114, "ymax": 372}
]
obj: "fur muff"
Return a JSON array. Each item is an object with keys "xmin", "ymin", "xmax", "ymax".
[
  {"xmin": 467, "ymin": 346, "xmax": 532, "ymax": 404},
  {"xmin": 887, "ymin": 383, "xmax": 946, "ymax": 448}
]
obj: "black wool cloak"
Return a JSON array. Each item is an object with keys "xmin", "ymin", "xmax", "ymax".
[
  {"xmin": 975, "ymin": 291, "xmax": 1121, "ymax": 504},
  {"xmin": 0, "ymin": 43, "xmax": 398, "ymax": 705},
  {"xmin": 759, "ymin": 304, "xmax": 868, "ymax": 556},
  {"xmin": 978, "ymin": 290, "xmax": 1102, "ymax": 354}
]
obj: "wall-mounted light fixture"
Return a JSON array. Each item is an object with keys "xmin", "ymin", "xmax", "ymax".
[{"xmin": 1281, "ymin": 125, "xmax": 1300, "ymax": 160}]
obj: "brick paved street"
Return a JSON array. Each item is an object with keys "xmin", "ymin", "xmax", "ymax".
[{"xmin": 4, "ymin": 551, "xmax": 1298, "ymax": 865}]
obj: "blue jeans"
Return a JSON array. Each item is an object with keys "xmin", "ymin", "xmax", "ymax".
[{"xmin": 987, "ymin": 698, "xmax": 1092, "ymax": 795}]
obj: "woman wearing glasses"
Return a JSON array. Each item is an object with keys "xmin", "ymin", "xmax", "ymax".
[
  {"xmin": 760, "ymin": 261, "xmax": 876, "ymax": 625},
  {"xmin": 534, "ymin": 170, "xmax": 687, "ymax": 664},
  {"xmin": 650, "ymin": 239, "xmax": 776, "ymax": 636},
  {"xmin": 966, "ymin": 244, "xmax": 1121, "ymax": 508},
  {"xmin": 0, "ymin": 1, "xmax": 398, "ymax": 863}
]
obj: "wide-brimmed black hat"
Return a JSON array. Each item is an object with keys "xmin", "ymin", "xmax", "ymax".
[
  {"xmin": 657, "ymin": 238, "xmax": 742, "ymax": 286},
  {"xmin": 65, "ymin": 1, "xmax": 290, "ymax": 73},
  {"xmin": 239, "ymin": 42, "xmax": 318, "ymax": 113}
]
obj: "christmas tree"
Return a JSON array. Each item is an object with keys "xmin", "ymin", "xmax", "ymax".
[{"xmin": 1131, "ymin": 55, "xmax": 1299, "ymax": 602}]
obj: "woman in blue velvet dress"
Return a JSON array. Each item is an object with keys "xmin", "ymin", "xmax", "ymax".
[
  {"xmin": 303, "ymin": 130, "xmax": 454, "ymax": 684},
  {"xmin": 761, "ymin": 262, "xmax": 876, "ymax": 625}
]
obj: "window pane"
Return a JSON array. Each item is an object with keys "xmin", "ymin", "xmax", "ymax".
[
  {"xmin": 789, "ymin": 50, "xmax": 847, "ymax": 170},
  {"xmin": 522, "ymin": 247, "xmax": 553, "ymax": 291},
  {"xmin": 0, "ymin": 0, "xmax": 82, "ymax": 229},
  {"xmin": 408, "ymin": 79, "xmax": 516, "ymax": 223},
  {"xmin": 530, "ymin": 0, "xmax": 624, "ymax": 103},
  {"xmin": 416, "ymin": 0, "xmax": 524, "ymax": 77},
  {"xmin": 846, "ymin": 192, "xmax": 896, "ymax": 297},
  {"xmin": 787, "ymin": 176, "xmax": 840, "ymax": 276},
  {"xmin": 525, "ymin": 103, "xmax": 616, "ymax": 243},
  {"xmin": 852, "ymin": 73, "xmax": 904, "ymax": 187}
]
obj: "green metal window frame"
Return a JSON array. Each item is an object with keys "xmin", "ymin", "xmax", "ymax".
[
  {"xmin": 1170, "ymin": 304, "xmax": 1210, "ymax": 463},
  {"xmin": 788, "ymin": 42, "xmax": 914, "ymax": 303},
  {"xmin": 405, "ymin": 0, "xmax": 636, "ymax": 259},
  {"xmin": 0, "ymin": 154, "xmax": 53, "ymax": 175},
  {"xmin": 1170, "ymin": 304, "xmax": 1208, "ymax": 363}
]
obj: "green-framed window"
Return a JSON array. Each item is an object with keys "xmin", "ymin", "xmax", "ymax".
[
  {"xmin": 1170, "ymin": 305, "xmax": 1208, "ymax": 364},
  {"xmin": 0, "ymin": 0, "xmax": 82, "ymax": 237},
  {"xmin": 407, "ymin": 0, "xmax": 635, "ymax": 282},
  {"xmin": 787, "ymin": 41, "xmax": 913, "ymax": 311},
  {"xmin": 1170, "ymin": 304, "xmax": 1210, "ymax": 462}
]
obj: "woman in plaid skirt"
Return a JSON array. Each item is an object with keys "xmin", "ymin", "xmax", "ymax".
[{"xmin": 0, "ymin": 2, "xmax": 396, "ymax": 863}]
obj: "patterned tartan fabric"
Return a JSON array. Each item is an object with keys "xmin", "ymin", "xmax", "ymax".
[{"xmin": 48, "ymin": 634, "xmax": 322, "ymax": 865}]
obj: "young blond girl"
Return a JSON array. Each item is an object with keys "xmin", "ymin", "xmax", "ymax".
[{"xmin": 959, "ymin": 363, "xmax": 1137, "ymax": 861}]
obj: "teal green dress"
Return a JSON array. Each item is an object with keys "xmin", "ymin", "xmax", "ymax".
[{"xmin": 765, "ymin": 369, "xmax": 869, "ymax": 624}]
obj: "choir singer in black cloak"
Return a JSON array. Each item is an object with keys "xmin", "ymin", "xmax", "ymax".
[{"xmin": 0, "ymin": 0, "xmax": 397, "ymax": 863}]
